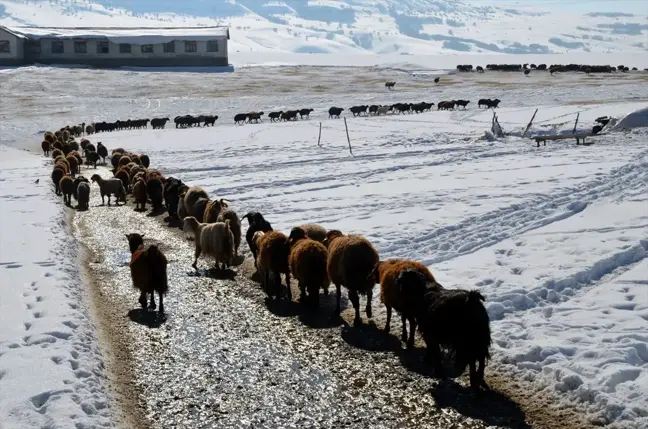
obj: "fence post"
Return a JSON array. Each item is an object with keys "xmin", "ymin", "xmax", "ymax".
[
  {"xmin": 317, "ymin": 122, "xmax": 322, "ymax": 147},
  {"xmin": 572, "ymin": 112, "xmax": 580, "ymax": 135},
  {"xmin": 522, "ymin": 108, "xmax": 538, "ymax": 138},
  {"xmin": 344, "ymin": 117, "xmax": 354, "ymax": 157}
]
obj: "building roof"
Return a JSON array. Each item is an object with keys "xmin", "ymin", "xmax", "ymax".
[{"xmin": 0, "ymin": 25, "xmax": 230, "ymax": 43}]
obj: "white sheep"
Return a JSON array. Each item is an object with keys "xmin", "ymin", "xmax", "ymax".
[
  {"xmin": 90, "ymin": 174, "xmax": 126, "ymax": 206},
  {"xmin": 182, "ymin": 216, "xmax": 235, "ymax": 271}
]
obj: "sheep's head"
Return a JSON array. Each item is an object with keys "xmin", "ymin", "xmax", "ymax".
[
  {"xmin": 125, "ymin": 233, "xmax": 145, "ymax": 254},
  {"xmin": 181, "ymin": 216, "xmax": 199, "ymax": 237},
  {"xmin": 287, "ymin": 227, "xmax": 307, "ymax": 246},
  {"xmin": 90, "ymin": 174, "xmax": 101, "ymax": 183},
  {"xmin": 323, "ymin": 229, "xmax": 344, "ymax": 248}
]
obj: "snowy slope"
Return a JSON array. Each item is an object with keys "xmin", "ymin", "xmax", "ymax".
[
  {"xmin": 1, "ymin": 0, "xmax": 647, "ymax": 54},
  {"xmin": 0, "ymin": 145, "xmax": 114, "ymax": 429}
]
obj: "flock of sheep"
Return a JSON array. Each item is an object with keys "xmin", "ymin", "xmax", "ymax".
[
  {"xmin": 40, "ymin": 124, "xmax": 493, "ymax": 391},
  {"xmin": 456, "ymin": 62, "xmax": 646, "ymax": 74}
]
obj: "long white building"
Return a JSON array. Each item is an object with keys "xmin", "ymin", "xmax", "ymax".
[{"xmin": 0, "ymin": 25, "xmax": 230, "ymax": 67}]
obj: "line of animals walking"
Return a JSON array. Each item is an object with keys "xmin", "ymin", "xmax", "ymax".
[{"xmin": 40, "ymin": 126, "xmax": 493, "ymax": 392}]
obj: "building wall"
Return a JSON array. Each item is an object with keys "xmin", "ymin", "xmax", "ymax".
[
  {"xmin": 26, "ymin": 38, "xmax": 228, "ymax": 66},
  {"xmin": 0, "ymin": 28, "xmax": 25, "ymax": 65}
]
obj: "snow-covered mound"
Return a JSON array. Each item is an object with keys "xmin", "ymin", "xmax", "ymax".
[
  {"xmin": 612, "ymin": 106, "xmax": 648, "ymax": 130},
  {"xmin": 1, "ymin": 0, "xmax": 647, "ymax": 54}
]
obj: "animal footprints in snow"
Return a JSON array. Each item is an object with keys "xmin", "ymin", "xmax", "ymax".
[{"xmin": 510, "ymin": 267, "xmax": 524, "ymax": 275}]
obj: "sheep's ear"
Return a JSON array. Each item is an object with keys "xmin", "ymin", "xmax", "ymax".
[{"xmin": 141, "ymin": 234, "xmax": 145, "ymax": 238}]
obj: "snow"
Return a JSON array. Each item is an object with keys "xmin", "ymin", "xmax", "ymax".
[
  {"xmin": 0, "ymin": 0, "xmax": 647, "ymax": 55},
  {"xmin": 79, "ymin": 82, "xmax": 648, "ymax": 427},
  {"xmin": 3, "ymin": 25, "xmax": 229, "ymax": 44},
  {"xmin": 612, "ymin": 106, "xmax": 648, "ymax": 130},
  {"xmin": 0, "ymin": 145, "xmax": 114, "ymax": 428}
]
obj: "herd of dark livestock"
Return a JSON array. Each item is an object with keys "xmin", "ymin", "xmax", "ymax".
[
  {"xmin": 457, "ymin": 63, "xmax": 646, "ymax": 74},
  {"xmin": 41, "ymin": 122, "xmax": 494, "ymax": 393}
]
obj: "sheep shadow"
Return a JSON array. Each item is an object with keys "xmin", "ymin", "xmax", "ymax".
[
  {"xmin": 298, "ymin": 292, "xmax": 347, "ymax": 329},
  {"xmin": 188, "ymin": 267, "xmax": 237, "ymax": 280},
  {"xmin": 429, "ymin": 380, "xmax": 531, "ymax": 429},
  {"xmin": 75, "ymin": 205, "xmax": 89, "ymax": 212},
  {"xmin": 146, "ymin": 207, "xmax": 167, "ymax": 217},
  {"xmin": 127, "ymin": 308, "xmax": 167, "ymax": 328},
  {"xmin": 341, "ymin": 319, "xmax": 402, "ymax": 352},
  {"xmin": 264, "ymin": 295, "xmax": 301, "ymax": 318}
]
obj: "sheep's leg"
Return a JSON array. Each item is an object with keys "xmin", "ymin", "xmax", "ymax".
[
  {"xmin": 469, "ymin": 361, "xmax": 479, "ymax": 391},
  {"xmin": 406, "ymin": 318, "xmax": 417, "ymax": 350},
  {"xmin": 273, "ymin": 272, "xmax": 282, "ymax": 301},
  {"xmin": 285, "ymin": 272, "xmax": 292, "ymax": 301},
  {"xmin": 333, "ymin": 283, "xmax": 342, "ymax": 317},
  {"xmin": 299, "ymin": 281, "xmax": 306, "ymax": 305},
  {"xmin": 192, "ymin": 246, "xmax": 201, "ymax": 270},
  {"xmin": 138, "ymin": 291, "xmax": 147, "ymax": 310},
  {"xmin": 365, "ymin": 287, "xmax": 373, "ymax": 319},
  {"xmin": 423, "ymin": 336, "xmax": 445, "ymax": 378},
  {"xmin": 477, "ymin": 357, "xmax": 487, "ymax": 389},
  {"xmin": 348, "ymin": 289, "xmax": 361, "ymax": 324},
  {"xmin": 149, "ymin": 291, "xmax": 156, "ymax": 310},
  {"xmin": 384, "ymin": 306, "xmax": 392, "ymax": 333}
]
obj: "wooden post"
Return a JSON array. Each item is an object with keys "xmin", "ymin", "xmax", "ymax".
[
  {"xmin": 317, "ymin": 122, "xmax": 322, "ymax": 147},
  {"xmin": 344, "ymin": 117, "xmax": 354, "ymax": 157},
  {"xmin": 572, "ymin": 112, "xmax": 580, "ymax": 135},
  {"xmin": 522, "ymin": 108, "xmax": 538, "ymax": 138}
]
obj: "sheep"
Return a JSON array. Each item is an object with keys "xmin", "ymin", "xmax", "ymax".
[
  {"xmin": 65, "ymin": 154, "xmax": 79, "ymax": 177},
  {"xmin": 371, "ymin": 259, "xmax": 436, "ymax": 349},
  {"xmin": 51, "ymin": 148, "xmax": 63, "ymax": 160},
  {"xmin": 395, "ymin": 269, "xmax": 492, "ymax": 391},
  {"xmin": 59, "ymin": 175, "xmax": 75, "ymax": 206},
  {"xmin": 111, "ymin": 153, "xmax": 122, "ymax": 169},
  {"xmin": 146, "ymin": 176, "xmax": 164, "ymax": 212},
  {"xmin": 96, "ymin": 142, "xmax": 108, "ymax": 164},
  {"xmin": 385, "ymin": 81, "xmax": 396, "ymax": 90},
  {"xmin": 51, "ymin": 167, "xmax": 66, "ymax": 195},
  {"xmin": 70, "ymin": 151, "xmax": 83, "ymax": 167},
  {"xmin": 139, "ymin": 154, "xmax": 150, "ymax": 169},
  {"xmin": 85, "ymin": 124, "xmax": 95, "ymax": 135},
  {"xmin": 182, "ymin": 216, "xmax": 235, "ymax": 271},
  {"xmin": 41, "ymin": 140, "xmax": 50, "ymax": 157},
  {"xmin": 162, "ymin": 177, "xmax": 187, "ymax": 224},
  {"xmin": 118, "ymin": 155, "xmax": 132, "ymax": 168},
  {"xmin": 44, "ymin": 131, "xmax": 55, "ymax": 143},
  {"xmin": 287, "ymin": 227, "xmax": 329, "ymax": 309},
  {"xmin": 268, "ymin": 111, "xmax": 283, "ymax": 122},
  {"xmin": 251, "ymin": 231, "xmax": 266, "ymax": 266},
  {"xmin": 132, "ymin": 177, "xmax": 147, "ymax": 212},
  {"xmin": 349, "ymin": 105, "xmax": 369, "ymax": 117},
  {"xmin": 242, "ymin": 211, "xmax": 273, "ymax": 267},
  {"xmin": 203, "ymin": 198, "xmax": 228, "ymax": 223},
  {"xmin": 247, "ymin": 112, "xmax": 264, "ymax": 124},
  {"xmin": 114, "ymin": 168, "xmax": 130, "ymax": 194},
  {"xmin": 125, "ymin": 233, "xmax": 168, "ymax": 314},
  {"xmin": 323, "ymin": 229, "xmax": 379, "ymax": 324},
  {"xmin": 280, "ymin": 111, "xmax": 299, "ymax": 122},
  {"xmin": 299, "ymin": 108, "xmax": 314, "ymax": 119},
  {"xmin": 434, "ymin": 77, "xmax": 440, "ymax": 84},
  {"xmin": 234, "ymin": 113, "xmax": 248, "ymax": 125},
  {"xmin": 72, "ymin": 175, "xmax": 89, "ymax": 201},
  {"xmin": 256, "ymin": 231, "xmax": 291, "ymax": 301},
  {"xmin": 376, "ymin": 105, "xmax": 390, "ymax": 116},
  {"xmin": 69, "ymin": 141, "xmax": 79, "ymax": 152},
  {"xmin": 90, "ymin": 174, "xmax": 126, "ymax": 206},
  {"xmin": 76, "ymin": 180, "xmax": 90, "ymax": 211},
  {"xmin": 183, "ymin": 186, "xmax": 209, "ymax": 219},
  {"xmin": 454, "ymin": 100, "xmax": 470, "ymax": 109},
  {"xmin": 328, "ymin": 107, "xmax": 344, "ymax": 119},
  {"xmin": 216, "ymin": 208, "xmax": 241, "ymax": 257},
  {"xmin": 297, "ymin": 223, "xmax": 327, "ymax": 243},
  {"xmin": 85, "ymin": 151, "xmax": 99, "ymax": 169}
]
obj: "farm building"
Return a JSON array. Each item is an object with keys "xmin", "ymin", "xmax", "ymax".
[{"xmin": 0, "ymin": 25, "xmax": 230, "ymax": 67}]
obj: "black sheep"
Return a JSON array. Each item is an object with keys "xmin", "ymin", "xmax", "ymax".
[
  {"xmin": 234, "ymin": 113, "xmax": 248, "ymax": 125},
  {"xmin": 328, "ymin": 107, "xmax": 344, "ymax": 119},
  {"xmin": 242, "ymin": 211, "xmax": 273, "ymax": 267},
  {"xmin": 396, "ymin": 269, "xmax": 492, "ymax": 391}
]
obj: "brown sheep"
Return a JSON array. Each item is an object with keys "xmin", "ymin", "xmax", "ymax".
[
  {"xmin": 193, "ymin": 197, "xmax": 210, "ymax": 222},
  {"xmin": 251, "ymin": 231, "xmax": 266, "ymax": 267},
  {"xmin": 183, "ymin": 186, "xmax": 209, "ymax": 219},
  {"xmin": 371, "ymin": 259, "xmax": 437, "ymax": 349},
  {"xmin": 216, "ymin": 208, "xmax": 241, "ymax": 257},
  {"xmin": 203, "ymin": 199, "xmax": 228, "ymax": 223},
  {"xmin": 132, "ymin": 177, "xmax": 147, "ymax": 211},
  {"xmin": 126, "ymin": 233, "xmax": 168, "ymax": 314},
  {"xmin": 69, "ymin": 141, "xmax": 79, "ymax": 152},
  {"xmin": 65, "ymin": 154, "xmax": 79, "ymax": 177},
  {"xmin": 111, "ymin": 153, "xmax": 122, "ymax": 170},
  {"xmin": 130, "ymin": 154, "xmax": 142, "ymax": 166},
  {"xmin": 70, "ymin": 151, "xmax": 83, "ymax": 166},
  {"xmin": 146, "ymin": 176, "xmax": 164, "ymax": 212},
  {"xmin": 118, "ymin": 155, "xmax": 132, "ymax": 168},
  {"xmin": 85, "ymin": 151, "xmax": 99, "ymax": 169},
  {"xmin": 54, "ymin": 158, "xmax": 70, "ymax": 174},
  {"xmin": 114, "ymin": 167, "xmax": 130, "ymax": 193},
  {"xmin": 59, "ymin": 175, "xmax": 74, "ymax": 206},
  {"xmin": 44, "ymin": 131, "xmax": 55, "ymax": 143},
  {"xmin": 41, "ymin": 140, "xmax": 50, "ymax": 157},
  {"xmin": 288, "ymin": 227, "xmax": 329, "ymax": 309},
  {"xmin": 297, "ymin": 223, "xmax": 327, "ymax": 243},
  {"xmin": 51, "ymin": 167, "xmax": 66, "ymax": 195},
  {"xmin": 256, "ymin": 231, "xmax": 291, "ymax": 301},
  {"xmin": 323, "ymin": 229, "xmax": 379, "ymax": 324}
]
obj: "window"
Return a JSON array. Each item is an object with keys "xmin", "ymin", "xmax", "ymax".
[
  {"xmin": 119, "ymin": 43, "xmax": 131, "ymax": 54},
  {"xmin": 184, "ymin": 41, "xmax": 197, "ymax": 53},
  {"xmin": 74, "ymin": 41, "xmax": 87, "ymax": 54},
  {"xmin": 97, "ymin": 41, "xmax": 109, "ymax": 54},
  {"xmin": 26, "ymin": 40, "xmax": 41, "ymax": 54},
  {"xmin": 0, "ymin": 40, "xmax": 10, "ymax": 53},
  {"xmin": 163, "ymin": 41, "xmax": 175, "ymax": 53},
  {"xmin": 141, "ymin": 44, "xmax": 153, "ymax": 53},
  {"xmin": 52, "ymin": 41, "xmax": 64, "ymax": 54},
  {"xmin": 206, "ymin": 40, "xmax": 219, "ymax": 52}
]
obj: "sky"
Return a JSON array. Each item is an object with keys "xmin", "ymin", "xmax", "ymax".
[{"xmin": 476, "ymin": 0, "xmax": 648, "ymax": 14}]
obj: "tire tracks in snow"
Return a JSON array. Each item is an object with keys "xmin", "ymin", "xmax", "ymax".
[{"xmin": 383, "ymin": 149, "xmax": 648, "ymax": 267}]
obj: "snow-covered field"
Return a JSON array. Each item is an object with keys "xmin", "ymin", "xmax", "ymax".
[
  {"xmin": 0, "ymin": 146, "xmax": 114, "ymax": 428},
  {"xmin": 1, "ymin": 61, "xmax": 647, "ymax": 428}
]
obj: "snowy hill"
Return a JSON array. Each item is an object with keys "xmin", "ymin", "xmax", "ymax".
[{"xmin": 0, "ymin": 0, "xmax": 647, "ymax": 54}]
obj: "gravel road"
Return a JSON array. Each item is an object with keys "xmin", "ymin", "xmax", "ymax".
[{"xmin": 72, "ymin": 166, "xmax": 586, "ymax": 429}]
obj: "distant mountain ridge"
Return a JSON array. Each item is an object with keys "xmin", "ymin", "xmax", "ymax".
[{"xmin": 1, "ymin": 0, "xmax": 646, "ymax": 55}]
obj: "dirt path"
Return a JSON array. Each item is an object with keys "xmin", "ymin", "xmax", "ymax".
[{"xmin": 73, "ymin": 165, "xmax": 589, "ymax": 429}]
